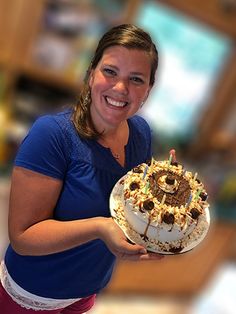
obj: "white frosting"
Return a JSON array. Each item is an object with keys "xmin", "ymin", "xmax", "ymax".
[
  {"xmin": 123, "ymin": 197, "xmax": 196, "ymax": 242},
  {"xmin": 121, "ymin": 160, "xmax": 209, "ymax": 250}
]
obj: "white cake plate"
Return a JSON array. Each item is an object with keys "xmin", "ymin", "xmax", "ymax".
[{"xmin": 109, "ymin": 175, "xmax": 210, "ymax": 255}]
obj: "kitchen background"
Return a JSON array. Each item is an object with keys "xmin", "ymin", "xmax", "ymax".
[{"xmin": 0, "ymin": 0, "xmax": 236, "ymax": 313}]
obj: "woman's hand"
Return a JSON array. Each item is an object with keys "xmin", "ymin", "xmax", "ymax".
[{"xmin": 98, "ymin": 218, "xmax": 164, "ymax": 261}]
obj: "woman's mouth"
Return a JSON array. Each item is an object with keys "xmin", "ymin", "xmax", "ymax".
[{"xmin": 105, "ymin": 96, "xmax": 128, "ymax": 108}]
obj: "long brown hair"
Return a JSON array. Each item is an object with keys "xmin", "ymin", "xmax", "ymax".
[{"xmin": 72, "ymin": 24, "xmax": 158, "ymax": 139}]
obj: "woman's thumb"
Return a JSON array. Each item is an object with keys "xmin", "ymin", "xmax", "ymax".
[{"xmin": 120, "ymin": 240, "xmax": 147, "ymax": 255}]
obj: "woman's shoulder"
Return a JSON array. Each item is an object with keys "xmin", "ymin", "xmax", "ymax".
[
  {"xmin": 129, "ymin": 114, "xmax": 149, "ymax": 126},
  {"xmin": 41, "ymin": 108, "xmax": 73, "ymax": 129},
  {"xmin": 22, "ymin": 108, "xmax": 77, "ymax": 160},
  {"xmin": 29, "ymin": 108, "xmax": 76, "ymax": 144},
  {"xmin": 128, "ymin": 115, "xmax": 151, "ymax": 135},
  {"xmin": 14, "ymin": 109, "xmax": 74, "ymax": 179},
  {"xmin": 30, "ymin": 108, "xmax": 72, "ymax": 131}
]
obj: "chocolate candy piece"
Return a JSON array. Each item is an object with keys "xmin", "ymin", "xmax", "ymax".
[
  {"xmin": 190, "ymin": 208, "xmax": 201, "ymax": 219},
  {"xmin": 165, "ymin": 175, "xmax": 175, "ymax": 185},
  {"xmin": 133, "ymin": 166, "xmax": 142, "ymax": 173},
  {"xmin": 143, "ymin": 200, "xmax": 154, "ymax": 211},
  {"xmin": 171, "ymin": 161, "xmax": 179, "ymax": 167},
  {"xmin": 200, "ymin": 192, "xmax": 208, "ymax": 201},
  {"xmin": 162, "ymin": 212, "xmax": 175, "ymax": 224},
  {"xmin": 129, "ymin": 182, "xmax": 140, "ymax": 191}
]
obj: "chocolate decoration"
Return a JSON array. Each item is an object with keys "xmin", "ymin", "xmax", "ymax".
[
  {"xmin": 143, "ymin": 200, "xmax": 154, "ymax": 211},
  {"xmin": 129, "ymin": 182, "xmax": 140, "ymax": 191},
  {"xmin": 162, "ymin": 212, "xmax": 175, "ymax": 224},
  {"xmin": 171, "ymin": 161, "xmax": 178, "ymax": 167},
  {"xmin": 133, "ymin": 166, "xmax": 143, "ymax": 173},
  {"xmin": 200, "ymin": 192, "xmax": 208, "ymax": 201},
  {"xmin": 169, "ymin": 246, "xmax": 183, "ymax": 253},
  {"xmin": 190, "ymin": 208, "xmax": 201, "ymax": 219},
  {"xmin": 141, "ymin": 234, "xmax": 149, "ymax": 241},
  {"xmin": 149, "ymin": 170, "xmax": 191, "ymax": 207},
  {"xmin": 146, "ymin": 159, "xmax": 152, "ymax": 166},
  {"xmin": 139, "ymin": 203, "xmax": 145, "ymax": 213},
  {"xmin": 165, "ymin": 175, "xmax": 175, "ymax": 185}
]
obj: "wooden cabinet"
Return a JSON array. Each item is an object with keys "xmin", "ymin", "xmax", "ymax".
[
  {"xmin": 0, "ymin": 0, "xmax": 138, "ymax": 168},
  {"xmin": 0, "ymin": 0, "xmax": 139, "ymax": 110},
  {"xmin": 0, "ymin": 0, "xmax": 141, "ymax": 168},
  {"xmin": 190, "ymin": 50, "xmax": 236, "ymax": 163},
  {"xmin": 158, "ymin": 0, "xmax": 236, "ymax": 38},
  {"xmin": 0, "ymin": 0, "xmax": 236, "ymax": 167}
]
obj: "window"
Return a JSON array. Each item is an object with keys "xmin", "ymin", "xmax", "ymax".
[{"xmin": 136, "ymin": 1, "xmax": 233, "ymax": 151}]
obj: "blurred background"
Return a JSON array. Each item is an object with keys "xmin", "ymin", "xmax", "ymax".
[{"xmin": 0, "ymin": 0, "xmax": 236, "ymax": 313}]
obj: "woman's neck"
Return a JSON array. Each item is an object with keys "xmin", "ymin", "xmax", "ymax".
[
  {"xmin": 97, "ymin": 120, "xmax": 129, "ymax": 167},
  {"xmin": 100, "ymin": 120, "xmax": 128, "ymax": 141}
]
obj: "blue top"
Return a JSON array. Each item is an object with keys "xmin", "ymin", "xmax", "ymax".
[{"xmin": 4, "ymin": 109, "xmax": 152, "ymax": 299}]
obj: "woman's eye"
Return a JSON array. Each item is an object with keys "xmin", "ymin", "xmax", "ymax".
[
  {"xmin": 103, "ymin": 68, "xmax": 116, "ymax": 76},
  {"xmin": 130, "ymin": 77, "xmax": 144, "ymax": 84}
]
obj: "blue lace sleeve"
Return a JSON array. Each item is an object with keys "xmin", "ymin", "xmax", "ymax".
[{"xmin": 14, "ymin": 115, "xmax": 69, "ymax": 180}]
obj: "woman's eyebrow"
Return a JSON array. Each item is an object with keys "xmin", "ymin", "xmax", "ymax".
[
  {"xmin": 102, "ymin": 63, "xmax": 118, "ymax": 69},
  {"xmin": 102, "ymin": 64, "xmax": 145, "ymax": 76},
  {"xmin": 130, "ymin": 71, "xmax": 145, "ymax": 76}
]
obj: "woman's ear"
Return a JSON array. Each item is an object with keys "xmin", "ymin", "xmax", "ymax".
[
  {"xmin": 88, "ymin": 70, "xmax": 94, "ymax": 88},
  {"xmin": 143, "ymin": 86, "xmax": 151, "ymax": 103}
]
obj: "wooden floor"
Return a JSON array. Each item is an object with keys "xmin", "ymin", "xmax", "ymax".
[
  {"xmin": 105, "ymin": 222, "xmax": 236, "ymax": 296},
  {"xmin": 90, "ymin": 260, "xmax": 236, "ymax": 314},
  {"xmin": 89, "ymin": 295, "xmax": 190, "ymax": 314}
]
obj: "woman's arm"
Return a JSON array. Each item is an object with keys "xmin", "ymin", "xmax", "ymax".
[
  {"xmin": 8, "ymin": 166, "xmax": 100, "ymax": 255},
  {"xmin": 9, "ymin": 166, "xmax": 163, "ymax": 261}
]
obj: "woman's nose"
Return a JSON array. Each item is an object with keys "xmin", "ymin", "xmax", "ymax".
[{"xmin": 114, "ymin": 79, "xmax": 129, "ymax": 95}]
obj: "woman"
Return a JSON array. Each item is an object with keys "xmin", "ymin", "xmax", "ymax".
[{"xmin": 0, "ymin": 24, "xmax": 163, "ymax": 313}]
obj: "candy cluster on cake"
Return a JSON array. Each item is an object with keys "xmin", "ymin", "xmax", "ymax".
[{"xmin": 111, "ymin": 150, "xmax": 210, "ymax": 254}]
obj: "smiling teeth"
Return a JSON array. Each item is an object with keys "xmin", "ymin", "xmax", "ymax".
[{"xmin": 106, "ymin": 96, "xmax": 127, "ymax": 107}]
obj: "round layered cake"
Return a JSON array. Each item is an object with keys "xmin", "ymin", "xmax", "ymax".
[{"xmin": 110, "ymin": 156, "xmax": 210, "ymax": 254}]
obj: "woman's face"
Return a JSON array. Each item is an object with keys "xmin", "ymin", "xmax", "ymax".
[{"xmin": 89, "ymin": 46, "xmax": 152, "ymax": 131}]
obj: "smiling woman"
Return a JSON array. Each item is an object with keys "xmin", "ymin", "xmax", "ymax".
[
  {"xmin": 0, "ymin": 24, "xmax": 162, "ymax": 313},
  {"xmin": 73, "ymin": 23, "xmax": 158, "ymax": 140},
  {"xmin": 89, "ymin": 47, "xmax": 152, "ymax": 135}
]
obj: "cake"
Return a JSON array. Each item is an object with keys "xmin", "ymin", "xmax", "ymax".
[{"xmin": 110, "ymin": 152, "xmax": 210, "ymax": 254}]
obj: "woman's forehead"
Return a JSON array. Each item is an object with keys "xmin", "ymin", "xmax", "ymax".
[{"xmin": 99, "ymin": 46, "xmax": 152, "ymax": 73}]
